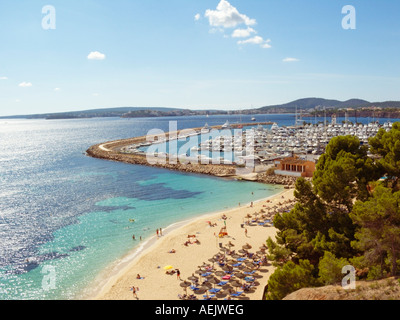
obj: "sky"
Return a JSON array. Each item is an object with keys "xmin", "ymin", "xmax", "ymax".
[{"xmin": 0, "ymin": 0, "xmax": 400, "ymax": 116}]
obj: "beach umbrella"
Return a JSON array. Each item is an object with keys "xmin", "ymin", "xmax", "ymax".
[
  {"xmin": 197, "ymin": 285, "xmax": 211, "ymax": 296},
  {"xmin": 222, "ymin": 265, "xmax": 233, "ymax": 272},
  {"xmin": 188, "ymin": 274, "xmax": 199, "ymax": 281},
  {"xmin": 206, "ymin": 277, "xmax": 219, "ymax": 288},
  {"xmin": 230, "ymin": 281, "xmax": 242, "ymax": 292},
  {"xmin": 234, "ymin": 272, "xmax": 245, "ymax": 280},
  {"xmin": 228, "ymin": 241, "xmax": 235, "ymax": 247},
  {"xmin": 242, "ymin": 243, "xmax": 252, "ymax": 250},
  {"xmin": 238, "ymin": 249, "xmax": 247, "ymax": 254},
  {"xmin": 180, "ymin": 281, "xmax": 191, "ymax": 294},
  {"xmin": 259, "ymin": 244, "xmax": 268, "ymax": 250},
  {"xmin": 215, "ymin": 271, "xmax": 226, "ymax": 277},
  {"xmin": 223, "ymin": 288, "xmax": 236, "ymax": 296},
  {"xmin": 163, "ymin": 265, "xmax": 173, "ymax": 270},
  {"xmin": 180, "ymin": 281, "xmax": 191, "ymax": 287}
]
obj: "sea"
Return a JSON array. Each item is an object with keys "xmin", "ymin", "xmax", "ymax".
[{"xmin": 0, "ymin": 113, "xmax": 398, "ymax": 300}]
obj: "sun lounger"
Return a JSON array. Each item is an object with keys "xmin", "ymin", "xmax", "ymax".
[
  {"xmin": 209, "ymin": 288, "xmax": 221, "ymax": 294},
  {"xmin": 201, "ymin": 272, "xmax": 212, "ymax": 277},
  {"xmin": 231, "ymin": 291, "xmax": 243, "ymax": 297},
  {"xmin": 244, "ymin": 270, "xmax": 255, "ymax": 275}
]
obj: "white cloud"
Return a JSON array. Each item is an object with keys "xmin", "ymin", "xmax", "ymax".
[
  {"xmin": 0, "ymin": 76, "xmax": 8, "ymax": 80},
  {"xmin": 194, "ymin": 13, "xmax": 201, "ymax": 21},
  {"xmin": 283, "ymin": 57, "xmax": 300, "ymax": 62},
  {"xmin": 261, "ymin": 42, "xmax": 272, "ymax": 49},
  {"xmin": 237, "ymin": 36, "xmax": 271, "ymax": 48},
  {"xmin": 231, "ymin": 27, "xmax": 256, "ymax": 38},
  {"xmin": 205, "ymin": 0, "xmax": 256, "ymax": 28},
  {"xmin": 54, "ymin": 87, "xmax": 61, "ymax": 91},
  {"xmin": 18, "ymin": 82, "xmax": 33, "ymax": 87},
  {"xmin": 202, "ymin": 1, "xmax": 272, "ymax": 50},
  {"xmin": 238, "ymin": 36, "xmax": 263, "ymax": 45},
  {"xmin": 87, "ymin": 51, "xmax": 106, "ymax": 60}
]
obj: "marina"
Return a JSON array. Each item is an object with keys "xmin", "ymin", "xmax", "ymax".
[{"xmin": 119, "ymin": 119, "xmax": 393, "ymax": 167}]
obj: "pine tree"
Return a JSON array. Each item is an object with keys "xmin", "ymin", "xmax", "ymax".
[
  {"xmin": 266, "ymin": 260, "xmax": 317, "ymax": 300},
  {"xmin": 350, "ymin": 186, "xmax": 400, "ymax": 277}
]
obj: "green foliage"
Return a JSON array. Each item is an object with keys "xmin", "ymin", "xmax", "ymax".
[
  {"xmin": 266, "ymin": 126, "xmax": 400, "ymax": 299},
  {"xmin": 350, "ymin": 185, "xmax": 400, "ymax": 277},
  {"xmin": 313, "ymin": 136, "xmax": 380, "ymax": 210},
  {"xmin": 266, "ymin": 260, "xmax": 318, "ymax": 300},
  {"xmin": 318, "ymin": 251, "xmax": 350, "ymax": 285},
  {"xmin": 266, "ymin": 237, "xmax": 292, "ymax": 267},
  {"xmin": 369, "ymin": 122, "xmax": 400, "ymax": 186},
  {"xmin": 367, "ymin": 265, "xmax": 388, "ymax": 281}
]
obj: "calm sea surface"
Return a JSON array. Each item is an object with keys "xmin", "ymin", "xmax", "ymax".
[{"xmin": 0, "ymin": 114, "xmax": 398, "ymax": 300}]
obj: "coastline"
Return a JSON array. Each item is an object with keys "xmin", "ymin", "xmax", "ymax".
[
  {"xmin": 86, "ymin": 123, "xmax": 299, "ymax": 187},
  {"xmin": 90, "ymin": 187, "xmax": 295, "ymax": 300}
]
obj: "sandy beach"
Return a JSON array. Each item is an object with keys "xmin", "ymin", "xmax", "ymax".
[{"xmin": 92, "ymin": 188, "xmax": 295, "ymax": 301}]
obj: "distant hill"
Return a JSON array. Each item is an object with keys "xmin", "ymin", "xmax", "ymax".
[
  {"xmin": 2, "ymin": 98, "xmax": 400, "ymax": 119},
  {"xmin": 0, "ymin": 107, "xmax": 211, "ymax": 120},
  {"xmin": 256, "ymin": 98, "xmax": 372, "ymax": 114}
]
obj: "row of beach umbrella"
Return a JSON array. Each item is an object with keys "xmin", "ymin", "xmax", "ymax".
[{"xmin": 178, "ymin": 242, "xmax": 268, "ymax": 299}]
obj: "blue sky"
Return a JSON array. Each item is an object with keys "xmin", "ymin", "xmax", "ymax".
[{"xmin": 0, "ymin": 0, "xmax": 399, "ymax": 116}]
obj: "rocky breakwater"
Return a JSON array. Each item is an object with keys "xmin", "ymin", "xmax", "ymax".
[
  {"xmin": 86, "ymin": 136, "xmax": 237, "ymax": 178},
  {"xmin": 256, "ymin": 172, "xmax": 310, "ymax": 187}
]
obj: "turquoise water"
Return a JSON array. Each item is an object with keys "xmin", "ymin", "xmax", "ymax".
[
  {"xmin": 0, "ymin": 117, "xmax": 284, "ymax": 300},
  {"xmin": 1, "ymin": 169, "xmax": 282, "ymax": 300}
]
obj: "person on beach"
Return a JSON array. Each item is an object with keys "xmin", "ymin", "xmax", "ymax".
[
  {"xmin": 131, "ymin": 286, "xmax": 138, "ymax": 299},
  {"xmin": 132, "ymin": 235, "xmax": 136, "ymax": 240},
  {"xmin": 156, "ymin": 229, "xmax": 159, "ymax": 237},
  {"xmin": 245, "ymin": 228, "xmax": 248, "ymax": 237},
  {"xmin": 159, "ymin": 228, "xmax": 162, "ymax": 236},
  {"xmin": 176, "ymin": 269, "xmax": 181, "ymax": 280}
]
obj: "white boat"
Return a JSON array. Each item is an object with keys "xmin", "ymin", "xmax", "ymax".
[
  {"xmin": 201, "ymin": 123, "xmax": 211, "ymax": 134},
  {"xmin": 221, "ymin": 121, "xmax": 231, "ymax": 129},
  {"xmin": 270, "ymin": 123, "xmax": 279, "ymax": 131}
]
